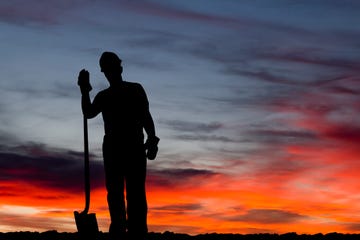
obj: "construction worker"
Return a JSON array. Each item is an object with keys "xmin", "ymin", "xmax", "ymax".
[{"xmin": 78, "ymin": 51, "xmax": 159, "ymax": 240}]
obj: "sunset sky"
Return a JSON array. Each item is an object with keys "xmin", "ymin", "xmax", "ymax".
[{"xmin": 1, "ymin": 0, "xmax": 360, "ymax": 235}]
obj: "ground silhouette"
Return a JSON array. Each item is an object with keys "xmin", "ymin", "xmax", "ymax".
[{"xmin": 0, "ymin": 231, "xmax": 359, "ymax": 240}]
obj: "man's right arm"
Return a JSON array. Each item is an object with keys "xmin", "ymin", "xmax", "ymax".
[{"xmin": 81, "ymin": 92, "xmax": 101, "ymax": 119}]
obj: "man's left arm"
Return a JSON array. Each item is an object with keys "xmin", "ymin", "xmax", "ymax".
[
  {"xmin": 144, "ymin": 110, "xmax": 160, "ymax": 160},
  {"xmin": 139, "ymin": 84, "xmax": 160, "ymax": 160},
  {"xmin": 144, "ymin": 110, "xmax": 156, "ymax": 138}
]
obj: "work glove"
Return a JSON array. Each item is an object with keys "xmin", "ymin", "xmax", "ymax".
[
  {"xmin": 78, "ymin": 69, "xmax": 92, "ymax": 94},
  {"xmin": 145, "ymin": 136, "xmax": 160, "ymax": 160}
]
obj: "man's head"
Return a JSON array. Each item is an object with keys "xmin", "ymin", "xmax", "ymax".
[{"xmin": 99, "ymin": 52, "xmax": 123, "ymax": 84}]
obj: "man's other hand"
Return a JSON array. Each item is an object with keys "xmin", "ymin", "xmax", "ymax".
[{"xmin": 145, "ymin": 136, "xmax": 160, "ymax": 160}]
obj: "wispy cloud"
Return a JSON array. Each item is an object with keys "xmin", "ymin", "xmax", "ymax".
[
  {"xmin": 152, "ymin": 203, "xmax": 203, "ymax": 212},
  {"xmin": 263, "ymin": 50, "xmax": 360, "ymax": 72},
  {"xmin": 228, "ymin": 209, "xmax": 308, "ymax": 224},
  {"xmin": 175, "ymin": 134, "xmax": 238, "ymax": 143},
  {"xmin": 161, "ymin": 120, "xmax": 223, "ymax": 133},
  {"xmin": 0, "ymin": 0, "xmax": 87, "ymax": 25}
]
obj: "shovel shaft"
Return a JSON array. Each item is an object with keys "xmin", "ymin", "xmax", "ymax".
[
  {"xmin": 83, "ymin": 116, "xmax": 90, "ymax": 214},
  {"xmin": 73, "ymin": 116, "xmax": 98, "ymax": 240}
]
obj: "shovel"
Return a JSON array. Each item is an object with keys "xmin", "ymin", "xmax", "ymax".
[{"xmin": 74, "ymin": 116, "xmax": 99, "ymax": 240}]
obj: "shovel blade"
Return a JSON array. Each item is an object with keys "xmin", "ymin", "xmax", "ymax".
[{"xmin": 74, "ymin": 211, "xmax": 99, "ymax": 240}]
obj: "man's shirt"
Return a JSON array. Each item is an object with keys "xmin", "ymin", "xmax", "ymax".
[{"xmin": 91, "ymin": 81, "xmax": 149, "ymax": 145}]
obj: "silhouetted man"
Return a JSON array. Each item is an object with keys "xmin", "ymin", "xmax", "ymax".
[{"xmin": 77, "ymin": 51, "xmax": 159, "ymax": 240}]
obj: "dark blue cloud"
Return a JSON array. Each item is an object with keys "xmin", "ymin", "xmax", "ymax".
[
  {"xmin": 147, "ymin": 167, "xmax": 218, "ymax": 188},
  {"xmin": 0, "ymin": 142, "xmax": 105, "ymax": 193},
  {"xmin": 0, "ymin": 141, "xmax": 222, "ymax": 195}
]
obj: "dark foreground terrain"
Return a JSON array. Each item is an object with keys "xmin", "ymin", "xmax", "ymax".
[{"xmin": 0, "ymin": 231, "xmax": 359, "ymax": 240}]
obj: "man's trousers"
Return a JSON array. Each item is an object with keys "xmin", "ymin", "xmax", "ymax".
[{"xmin": 103, "ymin": 135, "xmax": 148, "ymax": 240}]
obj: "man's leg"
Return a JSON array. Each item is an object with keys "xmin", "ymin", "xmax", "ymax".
[
  {"xmin": 126, "ymin": 155, "xmax": 147, "ymax": 240},
  {"xmin": 106, "ymin": 176, "xmax": 126, "ymax": 240},
  {"xmin": 103, "ymin": 137, "xmax": 127, "ymax": 240}
]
